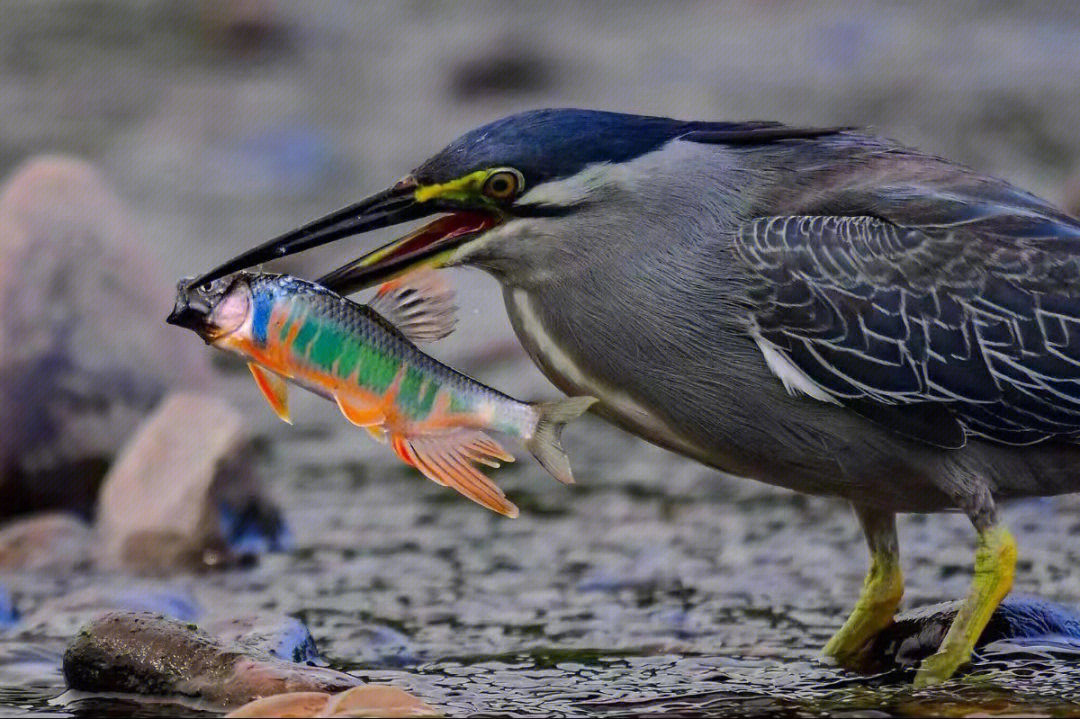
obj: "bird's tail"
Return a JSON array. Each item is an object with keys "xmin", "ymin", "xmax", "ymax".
[{"xmin": 525, "ymin": 396, "xmax": 597, "ymax": 484}]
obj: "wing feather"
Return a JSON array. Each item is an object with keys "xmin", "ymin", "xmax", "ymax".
[{"xmin": 736, "ymin": 205, "xmax": 1080, "ymax": 447}]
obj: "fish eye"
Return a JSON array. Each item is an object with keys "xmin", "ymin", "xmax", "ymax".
[{"xmin": 482, "ymin": 168, "xmax": 523, "ymax": 201}]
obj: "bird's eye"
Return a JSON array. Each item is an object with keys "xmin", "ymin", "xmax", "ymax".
[{"xmin": 482, "ymin": 169, "xmax": 523, "ymax": 201}]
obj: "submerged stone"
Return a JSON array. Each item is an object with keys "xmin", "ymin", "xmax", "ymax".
[
  {"xmin": 866, "ymin": 595, "xmax": 1080, "ymax": 672},
  {"xmin": 63, "ymin": 611, "xmax": 360, "ymax": 708}
]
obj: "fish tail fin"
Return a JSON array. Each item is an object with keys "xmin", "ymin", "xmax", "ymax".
[
  {"xmin": 525, "ymin": 397, "xmax": 597, "ymax": 485},
  {"xmin": 390, "ymin": 430, "xmax": 519, "ymax": 517}
]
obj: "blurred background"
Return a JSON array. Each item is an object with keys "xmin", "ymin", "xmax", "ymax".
[{"xmin": 2, "ymin": 2, "xmax": 1080, "ymax": 716}]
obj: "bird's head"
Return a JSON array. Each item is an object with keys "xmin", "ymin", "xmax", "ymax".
[{"xmin": 192, "ymin": 108, "xmax": 816, "ymax": 292}]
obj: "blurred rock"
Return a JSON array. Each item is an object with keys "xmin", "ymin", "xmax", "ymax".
[
  {"xmin": 0, "ymin": 512, "xmax": 93, "ymax": 571},
  {"xmin": 226, "ymin": 686, "xmax": 440, "ymax": 718},
  {"xmin": 96, "ymin": 392, "xmax": 286, "ymax": 572},
  {"xmin": 204, "ymin": 614, "xmax": 323, "ymax": 665},
  {"xmin": 864, "ymin": 595, "xmax": 1080, "ymax": 673},
  {"xmin": 0, "ymin": 585, "xmax": 15, "ymax": 629},
  {"xmin": 17, "ymin": 583, "xmax": 200, "ymax": 639},
  {"xmin": 0, "ymin": 156, "xmax": 214, "ymax": 518},
  {"xmin": 63, "ymin": 611, "xmax": 361, "ymax": 707},
  {"xmin": 448, "ymin": 36, "xmax": 561, "ymax": 100}
]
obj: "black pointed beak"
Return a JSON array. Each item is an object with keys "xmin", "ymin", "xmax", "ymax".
[{"xmin": 191, "ymin": 178, "xmax": 430, "ymax": 288}]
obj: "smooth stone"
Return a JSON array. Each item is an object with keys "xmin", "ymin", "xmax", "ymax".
[
  {"xmin": 225, "ymin": 691, "xmax": 330, "ymax": 718},
  {"xmin": 0, "ymin": 156, "xmax": 213, "ymax": 517},
  {"xmin": 203, "ymin": 615, "xmax": 323, "ymax": 665},
  {"xmin": 18, "ymin": 584, "xmax": 201, "ymax": 639},
  {"xmin": 0, "ymin": 512, "xmax": 93, "ymax": 571},
  {"xmin": 63, "ymin": 611, "xmax": 361, "ymax": 708},
  {"xmin": 225, "ymin": 686, "xmax": 441, "ymax": 718},
  {"xmin": 96, "ymin": 392, "xmax": 286, "ymax": 572},
  {"xmin": 323, "ymin": 685, "xmax": 440, "ymax": 717}
]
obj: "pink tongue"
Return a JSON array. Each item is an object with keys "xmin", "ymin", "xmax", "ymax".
[{"xmin": 382, "ymin": 211, "xmax": 496, "ymax": 263}]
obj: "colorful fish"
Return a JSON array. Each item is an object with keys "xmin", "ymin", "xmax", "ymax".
[{"xmin": 167, "ymin": 271, "xmax": 595, "ymax": 517}]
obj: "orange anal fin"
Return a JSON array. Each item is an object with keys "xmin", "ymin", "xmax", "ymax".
[
  {"xmin": 335, "ymin": 394, "xmax": 385, "ymax": 428},
  {"xmin": 248, "ymin": 362, "xmax": 291, "ymax": 424},
  {"xmin": 391, "ymin": 431, "xmax": 519, "ymax": 517},
  {"xmin": 365, "ymin": 425, "xmax": 388, "ymax": 444}
]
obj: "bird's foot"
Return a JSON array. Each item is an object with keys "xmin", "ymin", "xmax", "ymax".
[
  {"xmin": 823, "ymin": 550, "xmax": 903, "ymax": 667},
  {"xmin": 912, "ymin": 525, "xmax": 1016, "ymax": 688}
]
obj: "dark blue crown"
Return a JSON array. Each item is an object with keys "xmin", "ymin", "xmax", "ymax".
[{"xmin": 413, "ymin": 109, "xmax": 805, "ymax": 191}]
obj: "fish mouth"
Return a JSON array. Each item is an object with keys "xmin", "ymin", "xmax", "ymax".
[{"xmin": 191, "ymin": 176, "xmax": 501, "ymax": 295}]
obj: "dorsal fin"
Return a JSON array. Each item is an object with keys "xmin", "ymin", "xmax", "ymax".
[
  {"xmin": 681, "ymin": 125, "xmax": 853, "ymax": 146},
  {"xmin": 368, "ymin": 269, "xmax": 457, "ymax": 344}
]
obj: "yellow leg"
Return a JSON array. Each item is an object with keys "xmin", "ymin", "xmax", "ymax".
[
  {"xmin": 823, "ymin": 550, "xmax": 903, "ymax": 663},
  {"xmin": 914, "ymin": 524, "xmax": 1016, "ymax": 688},
  {"xmin": 824, "ymin": 506, "xmax": 903, "ymax": 666}
]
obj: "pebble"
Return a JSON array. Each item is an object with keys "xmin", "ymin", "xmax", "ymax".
[{"xmin": 0, "ymin": 512, "xmax": 93, "ymax": 571}]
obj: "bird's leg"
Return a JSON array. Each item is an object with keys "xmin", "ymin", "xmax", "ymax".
[
  {"xmin": 823, "ymin": 504, "xmax": 902, "ymax": 667},
  {"xmin": 914, "ymin": 484, "xmax": 1016, "ymax": 688}
]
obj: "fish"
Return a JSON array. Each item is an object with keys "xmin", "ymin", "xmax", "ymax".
[{"xmin": 166, "ymin": 271, "xmax": 596, "ymax": 517}]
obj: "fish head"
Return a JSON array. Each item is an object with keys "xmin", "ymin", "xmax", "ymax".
[{"xmin": 167, "ymin": 274, "xmax": 252, "ymax": 343}]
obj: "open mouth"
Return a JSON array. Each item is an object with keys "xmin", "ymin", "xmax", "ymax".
[
  {"xmin": 191, "ymin": 179, "xmax": 501, "ymax": 296},
  {"xmin": 317, "ymin": 210, "xmax": 500, "ymax": 294}
]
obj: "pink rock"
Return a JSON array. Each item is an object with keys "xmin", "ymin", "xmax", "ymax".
[
  {"xmin": 225, "ymin": 692, "xmax": 331, "ymax": 718},
  {"xmin": 0, "ymin": 512, "xmax": 93, "ymax": 571},
  {"xmin": 0, "ymin": 156, "xmax": 213, "ymax": 517},
  {"xmin": 96, "ymin": 392, "xmax": 280, "ymax": 572},
  {"xmin": 323, "ymin": 685, "xmax": 441, "ymax": 717}
]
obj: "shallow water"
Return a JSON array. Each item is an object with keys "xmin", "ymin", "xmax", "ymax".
[
  {"xmin": 4, "ymin": 1, "xmax": 1080, "ymax": 716},
  {"xmin": 6, "ymin": 401, "xmax": 1080, "ymax": 716}
]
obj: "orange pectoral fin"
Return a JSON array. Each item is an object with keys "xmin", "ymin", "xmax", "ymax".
[
  {"xmin": 389, "ymin": 431, "xmax": 519, "ymax": 518},
  {"xmin": 334, "ymin": 394, "xmax": 386, "ymax": 428},
  {"xmin": 248, "ymin": 362, "xmax": 291, "ymax": 424}
]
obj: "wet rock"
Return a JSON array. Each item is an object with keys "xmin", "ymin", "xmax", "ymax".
[
  {"xmin": 0, "ymin": 512, "xmax": 93, "ymax": 571},
  {"xmin": 96, "ymin": 392, "xmax": 286, "ymax": 572},
  {"xmin": 63, "ymin": 611, "xmax": 361, "ymax": 708},
  {"xmin": 18, "ymin": 584, "xmax": 201, "ymax": 638},
  {"xmin": 865, "ymin": 595, "xmax": 1080, "ymax": 672},
  {"xmin": 226, "ymin": 686, "xmax": 440, "ymax": 718},
  {"xmin": 0, "ymin": 156, "xmax": 213, "ymax": 518},
  {"xmin": 203, "ymin": 614, "xmax": 323, "ymax": 665}
]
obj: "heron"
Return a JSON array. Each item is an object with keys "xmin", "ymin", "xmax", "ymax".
[{"xmin": 191, "ymin": 108, "xmax": 1080, "ymax": 686}]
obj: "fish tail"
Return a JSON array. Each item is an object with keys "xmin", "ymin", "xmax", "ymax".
[
  {"xmin": 525, "ymin": 396, "xmax": 598, "ymax": 485},
  {"xmin": 390, "ymin": 430, "xmax": 519, "ymax": 517}
]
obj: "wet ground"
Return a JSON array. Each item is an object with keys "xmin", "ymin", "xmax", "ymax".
[{"xmin": 4, "ymin": 1, "xmax": 1080, "ymax": 716}]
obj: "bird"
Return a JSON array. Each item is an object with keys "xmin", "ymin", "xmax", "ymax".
[{"xmin": 192, "ymin": 108, "xmax": 1080, "ymax": 686}]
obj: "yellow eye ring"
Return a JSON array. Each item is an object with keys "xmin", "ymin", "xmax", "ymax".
[{"xmin": 482, "ymin": 168, "xmax": 524, "ymax": 201}]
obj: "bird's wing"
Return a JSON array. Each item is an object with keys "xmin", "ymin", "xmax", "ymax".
[{"xmin": 736, "ymin": 196, "xmax": 1080, "ymax": 448}]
